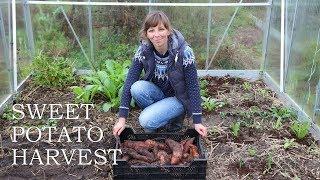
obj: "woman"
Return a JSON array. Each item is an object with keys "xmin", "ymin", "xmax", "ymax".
[{"xmin": 113, "ymin": 11, "xmax": 207, "ymax": 137}]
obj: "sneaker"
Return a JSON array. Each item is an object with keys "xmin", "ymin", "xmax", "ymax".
[{"xmin": 165, "ymin": 114, "xmax": 185, "ymax": 132}]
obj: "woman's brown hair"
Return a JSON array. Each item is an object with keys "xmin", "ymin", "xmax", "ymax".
[{"xmin": 139, "ymin": 11, "xmax": 173, "ymax": 41}]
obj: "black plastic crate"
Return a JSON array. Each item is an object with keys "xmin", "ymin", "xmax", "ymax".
[{"xmin": 112, "ymin": 128, "xmax": 207, "ymax": 180}]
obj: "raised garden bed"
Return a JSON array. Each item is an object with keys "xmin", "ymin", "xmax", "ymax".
[{"xmin": 0, "ymin": 76, "xmax": 319, "ymax": 179}]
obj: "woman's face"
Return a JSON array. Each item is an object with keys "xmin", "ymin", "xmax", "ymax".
[{"xmin": 146, "ymin": 22, "xmax": 170, "ymax": 51}]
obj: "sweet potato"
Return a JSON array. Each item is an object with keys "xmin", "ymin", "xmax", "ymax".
[
  {"xmin": 135, "ymin": 148, "xmax": 155, "ymax": 160},
  {"xmin": 121, "ymin": 155, "xmax": 130, "ymax": 161},
  {"xmin": 183, "ymin": 137, "xmax": 195, "ymax": 154},
  {"xmin": 156, "ymin": 150, "xmax": 170, "ymax": 165},
  {"xmin": 145, "ymin": 139, "xmax": 170, "ymax": 151},
  {"xmin": 165, "ymin": 139, "xmax": 183, "ymax": 165},
  {"xmin": 122, "ymin": 137, "xmax": 199, "ymax": 166},
  {"xmin": 123, "ymin": 140, "xmax": 150, "ymax": 150},
  {"xmin": 189, "ymin": 144, "xmax": 199, "ymax": 158},
  {"xmin": 122, "ymin": 147, "xmax": 153, "ymax": 163}
]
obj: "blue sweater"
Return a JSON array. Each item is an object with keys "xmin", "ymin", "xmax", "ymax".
[
  {"xmin": 118, "ymin": 31, "xmax": 202, "ymax": 124},
  {"xmin": 118, "ymin": 47, "xmax": 202, "ymax": 124}
]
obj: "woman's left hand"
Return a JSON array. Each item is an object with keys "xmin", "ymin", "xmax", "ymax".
[{"xmin": 194, "ymin": 123, "xmax": 207, "ymax": 137}]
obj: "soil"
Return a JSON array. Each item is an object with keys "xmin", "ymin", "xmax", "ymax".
[{"xmin": 0, "ymin": 76, "xmax": 320, "ymax": 180}]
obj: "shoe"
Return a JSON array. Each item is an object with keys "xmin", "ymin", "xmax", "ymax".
[{"xmin": 165, "ymin": 114, "xmax": 185, "ymax": 132}]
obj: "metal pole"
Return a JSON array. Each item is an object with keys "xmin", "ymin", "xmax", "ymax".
[
  {"xmin": 284, "ymin": 0, "xmax": 299, "ymax": 92},
  {"xmin": 205, "ymin": 0, "xmax": 212, "ymax": 69},
  {"xmin": 87, "ymin": 0, "xmax": 94, "ymax": 67},
  {"xmin": 12, "ymin": 0, "xmax": 18, "ymax": 91},
  {"xmin": 261, "ymin": 0, "xmax": 273, "ymax": 72},
  {"xmin": 8, "ymin": 0, "xmax": 13, "ymax": 93},
  {"xmin": 27, "ymin": 1, "xmax": 271, "ymax": 7},
  {"xmin": 149, "ymin": 0, "xmax": 155, "ymax": 12},
  {"xmin": 280, "ymin": 0, "xmax": 285, "ymax": 92}
]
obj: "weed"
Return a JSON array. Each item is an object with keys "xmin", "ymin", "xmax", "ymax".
[
  {"xmin": 201, "ymin": 97, "xmax": 226, "ymax": 111},
  {"xmin": 257, "ymin": 88, "xmax": 269, "ymax": 98},
  {"xmin": 0, "ymin": 106, "xmax": 20, "ymax": 123},
  {"xmin": 272, "ymin": 117, "xmax": 283, "ymax": 130},
  {"xmin": 230, "ymin": 121, "xmax": 241, "ymax": 137},
  {"xmin": 200, "ymin": 79, "xmax": 209, "ymax": 97},
  {"xmin": 220, "ymin": 112, "xmax": 227, "ymax": 119},
  {"xmin": 290, "ymin": 121, "xmax": 310, "ymax": 139},
  {"xmin": 242, "ymin": 82, "xmax": 252, "ymax": 91},
  {"xmin": 31, "ymin": 52, "xmax": 75, "ymax": 88},
  {"xmin": 37, "ymin": 119, "xmax": 59, "ymax": 131},
  {"xmin": 247, "ymin": 147, "xmax": 257, "ymax": 157},
  {"xmin": 270, "ymin": 106, "xmax": 295, "ymax": 121},
  {"xmin": 239, "ymin": 158, "xmax": 245, "ymax": 168},
  {"xmin": 307, "ymin": 141, "xmax": 320, "ymax": 156},
  {"xmin": 283, "ymin": 138, "xmax": 295, "ymax": 150},
  {"xmin": 263, "ymin": 152, "xmax": 274, "ymax": 174}
]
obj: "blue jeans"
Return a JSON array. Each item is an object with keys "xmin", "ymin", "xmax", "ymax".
[{"xmin": 130, "ymin": 80, "xmax": 185, "ymax": 132}]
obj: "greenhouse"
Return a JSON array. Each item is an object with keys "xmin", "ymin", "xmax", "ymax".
[{"xmin": 0, "ymin": 0, "xmax": 319, "ymax": 179}]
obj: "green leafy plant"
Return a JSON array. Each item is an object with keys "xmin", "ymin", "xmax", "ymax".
[
  {"xmin": 72, "ymin": 85, "xmax": 99, "ymax": 103},
  {"xmin": 81, "ymin": 60, "xmax": 130, "ymax": 112},
  {"xmin": 230, "ymin": 121, "xmax": 241, "ymax": 137},
  {"xmin": 271, "ymin": 106, "xmax": 296, "ymax": 131},
  {"xmin": 272, "ymin": 117, "xmax": 283, "ymax": 130},
  {"xmin": 283, "ymin": 138, "xmax": 295, "ymax": 150},
  {"xmin": 290, "ymin": 121, "xmax": 310, "ymax": 139},
  {"xmin": 247, "ymin": 147, "xmax": 257, "ymax": 157},
  {"xmin": 37, "ymin": 119, "xmax": 59, "ymax": 131},
  {"xmin": 219, "ymin": 112, "xmax": 227, "ymax": 119},
  {"xmin": 0, "ymin": 106, "xmax": 20, "ymax": 123},
  {"xmin": 238, "ymin": 158, "xmax": 245, "ymax": 168},
  {"xmin": 242, "ymin": 82, "xmax": 252, "ymax": 91},
  {"xmin": 271, "ymin": 106, "xmax": 295, "ymax": 120},
  {"xmin": 263, "ymin": 152, "xmax": 274, "ymax": 174},
  {"xmin": 199, "ymin": 79, "xmax": 209, "ymax": 97},
  {"xmin": 307, "ymin": 141, "xmax": 320, "ymax": 156},
  {"xmin": 257, "ymin": 88, "xmax": 269, "ymax": 98},
  {"xmin": 201, "ymin": 97, "xmax": 226, "ymax": 111},
  {"xmin": 31, "ymin": 52, "xmax": 75, "ymax": 88}
]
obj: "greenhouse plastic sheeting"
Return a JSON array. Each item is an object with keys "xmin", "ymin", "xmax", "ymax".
[
  {"xmin": 285, "ymin": 0, "xmax": 320, "ymax": 124},
  {"xmin": 265, "ymin": 0, "xmax": 280, "ymax": 85},
  {"xmin": 0, "ymin": 2, "xmax": 11, "ymax": 102}
]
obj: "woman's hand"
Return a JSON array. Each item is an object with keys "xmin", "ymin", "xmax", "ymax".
[
  {"xmin": 113, "ymin": 117, "xmax": 126, "ymax": 136},
  {"xmin": 194, "ymin": 123, "xmax": 207, "ymax": 137}
]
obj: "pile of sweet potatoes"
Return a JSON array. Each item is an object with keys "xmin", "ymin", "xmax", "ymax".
[{"xmin": 120, "ymin": 137, "xmax": 199, "ymax": 166}]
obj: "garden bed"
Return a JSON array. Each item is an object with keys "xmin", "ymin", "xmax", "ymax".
[{"xmin": 0, "ymin": 76, "xmax": 319, "ymax": 179}]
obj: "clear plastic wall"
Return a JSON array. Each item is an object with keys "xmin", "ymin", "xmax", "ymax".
[
  {"xmin": 265, "ymin": 0, "xmax": 280, "ymax": 85},
  {"xmin": 16, "ymin": 1, "xmax": 33, "ymax": 84},
  {"xmin": 29, "ymin": 1, "xmax": 268, "ymax": 71},
  {"xmin": 284, "ymin": 0, "xmax": 320, "ymax": 124},
  {"xmin": 0, "ymin": 1, "xmax": 11, "ymax": 102},
  {"xmin": 265, "ymin": 0, "xmax": 320, "ymax": 124}
]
